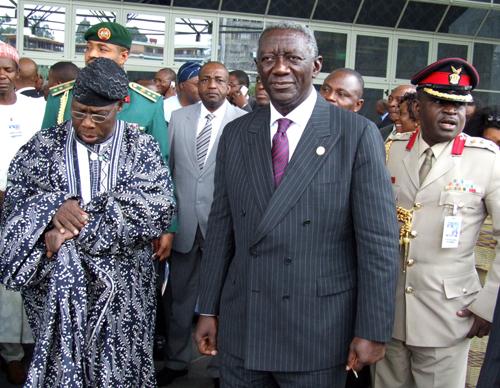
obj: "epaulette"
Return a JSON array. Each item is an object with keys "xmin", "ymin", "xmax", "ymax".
[
  {"xmin": 386, "ymin": 131, "xmax": 413, "ymax": 142},
  {"xmin": 465, "ymin": 135, "xmax": 498, "ymax": 153},
  {"xmin": 49, "ymin": 80, "xmax": 75, "ymax": 97},
  {"xmin": 129, "ymin": 82, "xmax": 162, "ymax": 102}
]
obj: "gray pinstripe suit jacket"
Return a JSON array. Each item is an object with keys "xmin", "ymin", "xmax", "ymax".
[{"xmin": 199, "ymin": 95, "xmax": 400, "ymax": 372}]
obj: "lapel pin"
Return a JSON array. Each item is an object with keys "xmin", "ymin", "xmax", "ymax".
[{"xmin": 316, "ymin": 146, "xmax": 326, "ymax": 156}]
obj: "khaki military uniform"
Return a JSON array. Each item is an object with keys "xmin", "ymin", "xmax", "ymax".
[
  {"xmin": 373, "ymin": 132, "xmax": 500, "ymax": 388},
  {"xmin": 42, "ymin": 81, "xmax": 169, "ymax": 164}
]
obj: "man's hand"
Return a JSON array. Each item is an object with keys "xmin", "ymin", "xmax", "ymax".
[
  {"xmin": 457, "ymin": 308, "xmax": 492, "ymax": 338},
  {"xmin": 45, "ymin": 228, "xmax": 75, "ymax": 259},
  {"xmin": 346, "ymin": 337, "xmax": 386, "ymax": 372},
  {"xmin": 194, "ymin": 315, "xmax": 218, "ymax": 356},
  {"xmin": 231, "ymin": 90, "xmax": 248, "ymax": 109},
  {"xmin": 52, "ymin": 199, "xmax": 88, "ymax": 236},
  {"xmin": 152, "ymin": 232, "xmax": 174, "ymax": 261}
]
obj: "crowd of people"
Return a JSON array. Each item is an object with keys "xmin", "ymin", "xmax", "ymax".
[{"xmin": 0, "ymin": 18, "xmax": 499, "ymax": 388}]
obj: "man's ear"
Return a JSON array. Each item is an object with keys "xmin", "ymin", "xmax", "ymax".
[
  {"xmin": 117, "ymin": 101, "xmax": 124, "ymax": 112},
  {"xmin": 354, "ymin": 99, "xmax": 365, "ymax": 113},
  {"xmin": 118, "ymin": 49, "xmax": 129, "ymax": 66},
  {"xmin": 312, "ymin": 56, "xmax": 323, "ymax": 79}
]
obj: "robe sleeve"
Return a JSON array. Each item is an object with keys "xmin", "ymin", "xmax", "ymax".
[
  {"xmin": 0, "ymin": 131, "xmax": 72, "ymax": 290},
  {"xmin": 76, "ymin": 134, "xmax": 176, "ymax": 255}
]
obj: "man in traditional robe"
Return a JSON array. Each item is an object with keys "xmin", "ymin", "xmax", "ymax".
[{"xmin": 0, "ymin": 57, "xmax": 176, "ymax": 387}]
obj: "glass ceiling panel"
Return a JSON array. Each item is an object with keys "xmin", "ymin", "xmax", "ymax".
[
  {"xmin": 267, "ymin": 0, "xmax": 316, "ymax": 19},
  {"xmin": 173, "ymin": 0, "xmax": 219, "ymax": 10},
  {"xmin": 356, "ymin": 0, "xmax": 406, "ymax": 28},
  {"xmin": 398, "ymin": 1, "xmax": 447, "ymax": 32},
  {"xmin": 221, "ymin": 0, "xmax": 267, "ymax": 14},
  {"xmin": 439, "ymin": 6, "xmax": 487, "ymax": 36},
  {"xmin": 313, "ymin": 0, "xmax": 362, "ymax": 23},
  {"xmin": 477, "ymin": 10, "xmax": 500, "ymax": 39}
]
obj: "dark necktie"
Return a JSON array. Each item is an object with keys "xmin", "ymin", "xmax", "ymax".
[
  {"xmin": 272, "ymin": 118, "xmax": 293, "ymax": 187},
  {"xmin": 196, "ymin": 113, "xmax": 215, "ymax": 169},
  {"xmin": 419, "ymin": 148, "xmax": 433, "ymax": 186}
]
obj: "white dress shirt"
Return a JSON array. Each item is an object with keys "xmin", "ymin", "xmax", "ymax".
[
  {"xmin": 269, "ymin": 87, "xmax": 317, "ymax": 160},
  {"xmin": 196, "ymin": 100, "xmax": 228, "ymax": 165}
]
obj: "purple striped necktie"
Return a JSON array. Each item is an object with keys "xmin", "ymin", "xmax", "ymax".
[{"xmin": 272, "ymin": 118, "xmax": 293, "ymax": 187}]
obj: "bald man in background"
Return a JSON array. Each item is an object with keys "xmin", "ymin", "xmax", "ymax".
[
  {"xmin": 15, "ymin": 57, "xmax": 43, "ymax": 98},
  {"xmin": 379, "ymin": 84, "xmax": 416, "ymax": 140}
]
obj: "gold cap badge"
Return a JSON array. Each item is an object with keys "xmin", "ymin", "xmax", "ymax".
[
  {"xmin": 449, "ymin": 65, "xmax": 462, "ymax": 85},
  {"xmin": 97, "ymin": 27, "xmax": 111, "ymax": 41}
]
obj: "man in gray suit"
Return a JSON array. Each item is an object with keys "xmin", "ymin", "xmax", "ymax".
[
  {"xmin": 156, "ymin": 62, "xmax": 246, "ymax": 386},
  {"xmin": 195, "ymin": 23, "xmax": 399, "ymax": 387}
]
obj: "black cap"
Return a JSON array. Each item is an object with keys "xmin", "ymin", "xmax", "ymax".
[
  {"xmin": 411, "ymin": 58, "xmax": 479, "ymax": 103},
  {"xmin": 73, "ymin": 57, "xmax": 129, "ymax": 106}
]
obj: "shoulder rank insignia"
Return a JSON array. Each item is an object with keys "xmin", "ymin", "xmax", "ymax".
[
  {"xmin": 464, "ymin": 135, "xmax": 498, "ymax": 153},
  {"xmin": 129, "ymin": 82, "xmax": 161, "ymax": 102},
  {"xmin": 49, "ymin": 79, "xmax": 75, "ymax": 97}
]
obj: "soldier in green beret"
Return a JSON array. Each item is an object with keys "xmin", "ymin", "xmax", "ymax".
[
  {"xmin": 42, "ymin": 21, "xmax": 175, "ymax": 260},
  {"xmin": 42, "ymin": 21, "xmax": 169, "ymax": 166}
]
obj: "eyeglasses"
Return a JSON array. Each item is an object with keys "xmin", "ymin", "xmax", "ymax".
[{"xmin": 71, "ymin": 109, "xmax": 114, "ymax": 124}]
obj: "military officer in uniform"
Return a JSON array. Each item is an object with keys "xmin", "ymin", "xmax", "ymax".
[
  {"xmin": 372, "ymin": 58, "xmax": 500, "ymax": 388},
  {"xmin": 41, "ymin": 22, "xmax": 169, "ymax": 165}
]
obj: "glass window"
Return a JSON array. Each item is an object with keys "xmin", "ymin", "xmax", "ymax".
[
  {"xmin": 173, "ymin": 0, "xmax": 219, "ymax": 10},
  {"xmin": 396, "ymin": 39, "xmax": 428, "ymax": 79},
  {"xmin": 359, "ymin": 88, "xmax": 385, "ymax": 124},
  {"xmin": 122, "ymin": 0, "xmax": 170, "ymax": 4},
  {"xmin": 268, "ymin": 0, "xmax": 316, "ymax": 19},
  {"xmin": 398, "ymin": 2, "xmax": 447, "ymax": 32},
  {"xmin": 218, "ymin": 18, "xmax": 263, "ymax": 72},
  {"xmin": 0, "ymin": 0, "xmax": 17, "ymax": 46},
  {"xmin": 473, "ymin": 91, "xmax": 500, "ymax": 107},
  {"xmin": 174, "ymin": 17, "xmax": 212, "ymax": 64},
  {"xmin": 477, "ymin": 10, "xmax": 500, "ymax": 39},
  {"xmin": 75, "ymin": 10, "xmax": 116, "ymax": 54},
  {"xmin": 222, "ymin": 0, "xmax": 268, "ymax": 14},
  {"xmin": 439, "ymin": 6, "xmax": 487, "ymax": 36},
  {"xmin": 355, "ymin": 35, "xmax": 388, "ymax": 78},
  {"xmin": 356, "ymin": 0, "xmax": 406, "ymax": 28},
  {"xmin": 313, "ymin": 0, "xmax": 361, "ymax": 23},
  {"xmin": 126, "ymin": 13, "xmax": 165, "ymax": 62},
  {"xmin": 315, "ymin": 31, "xmax": 347, "ymax": 73},
  {"xmin": 437, "ymin": 43, "xmax": 468, "ymax": 60},
  {"xmin": 24, "ymin": 4, "xmax": 65, "ymax": 53},
  {"xmin": 473, "ymin": 43, "xmax": 500, "ymax": 91}
]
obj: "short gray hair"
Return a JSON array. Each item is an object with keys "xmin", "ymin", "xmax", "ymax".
[{"xmin": 258, "ymin": 22, "xmax": 318, "ymax": 59}]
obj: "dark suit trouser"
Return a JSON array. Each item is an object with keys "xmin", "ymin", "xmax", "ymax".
[
  {"xmin": 220, "ymin": 351, "xmax": 347, "ymax": 388},
  {"xmin": 165, "ymin": 227, "xmax": 204, "ymax": 370}
]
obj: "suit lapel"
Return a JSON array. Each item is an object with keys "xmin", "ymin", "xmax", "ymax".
[
  {"xmin": 402, "ymin": 146, "xmax": 419, "ymax": 190},
  {"xmin": 420, "ymin": 142, "xmax": 456, "ymax": 190},
  {"xmin": 182, "ymin": 104, "xmax": 201, "ymax": 172},
  {"xmin": 244, "ymin": 106, "xmax": 274, "ymax": 215},
  {"xmin": 252, "ymin": 98, "xmax": 339, "ymax": 246},
  {"xmin": 203, "ymin": 105, "xmax": 235, "ymax": 173}
]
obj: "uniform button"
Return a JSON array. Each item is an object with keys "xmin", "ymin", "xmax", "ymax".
[
  {"xmin": 458, "ymin": 202, "xmax": 465, "ymax": 208},
  {"xmin": 284, "ymin": 257, "xmax": 292, "ymax": 265},
  {"xmin": 405, "ymin": 286, "xmax": 414, "ymax": 294},
  {"xmin": 410, "ymin": 230, "xmax": 418, "ymax": 238},
  {"xmin": 406, "ymin": 258, "xmax": 415, "ymax": 267},
  {"xmin": 414, "ymin": 203, "xmax": 422, "ymax": 209},
  {"xmin": 462, "ymin": 288, "xmax": 468, "ymax": 294}
]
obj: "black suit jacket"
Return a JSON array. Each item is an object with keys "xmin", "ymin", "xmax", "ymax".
[
  {"xmin": 477, "ymin": 288, "xmax": 500, "ymax": 387},
  {"xmin": 199, "ymin": 95, "xmax": 399, "ymax": 371}
]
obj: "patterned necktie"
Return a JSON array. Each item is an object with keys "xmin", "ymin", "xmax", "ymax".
[
  {"xmin": 272, "ymin": 118, "xmax": 293, "ymax": 187},
  {"xmin": 419, "ymin": 147, "xmax": 433, "ymax": 186},
  {"xmin": 196, "ymin": 113, "xmax": 215, "ymax": 169}
]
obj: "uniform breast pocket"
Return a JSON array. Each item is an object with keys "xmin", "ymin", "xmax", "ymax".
[{"xmin": 439, "ymin": 191, "xmax": 483, "ymax": 215}]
